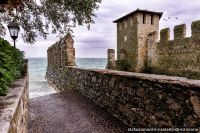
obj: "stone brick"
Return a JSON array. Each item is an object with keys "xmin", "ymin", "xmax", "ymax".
[{"xmin": 46, "ymin": 66, "xmax": 200, "ymax": 128}]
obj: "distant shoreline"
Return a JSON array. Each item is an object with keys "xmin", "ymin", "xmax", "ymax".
[{"xmin": 26, "ymin": 57, "xmax": 107, "ymax": 59}]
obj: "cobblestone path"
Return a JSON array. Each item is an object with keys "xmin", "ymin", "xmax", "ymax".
[{"xmin": 28, "ymin": 91, "xmax": 129, "ymax": 133}]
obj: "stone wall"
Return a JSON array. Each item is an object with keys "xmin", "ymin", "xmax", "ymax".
[
  {"xmin": 46, "ymin": 66, "xmax": 200, "ymax": 128},
  {"xmin": 0, "ymin": 60, "xmax": 29, "ymax": 133},
  {"xmin": 46, "ymin": 33, "xmax": 200, "ymax": 128},
  {"xmin": 46, "ymin": 33, "xmax": 76, "ymax": 92},
  {"xmin": 147, "ymin": 20, "xmax": 200, "ymax": 79},
  {"xmin": 116, "ymin": 14, "xmax": 138, "ymax": 71},
  {"xmin": 47, "ymin": 33, "xmax": 76, "ymax": 71},
  {"xmin": 137, "ymin": 13, "xmax": 160, "ymax": 72}
]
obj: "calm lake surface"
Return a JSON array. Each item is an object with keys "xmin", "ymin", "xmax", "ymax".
[{"xmin": 28, "ymin": 58, "xmax": 107, "ymax": 98}]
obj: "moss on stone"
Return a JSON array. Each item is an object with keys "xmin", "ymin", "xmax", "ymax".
[{"xmin": 115, "ymin": 60, "xmax": 131, "ymax": 71}]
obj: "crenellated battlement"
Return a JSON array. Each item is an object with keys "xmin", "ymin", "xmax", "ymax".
[
  {"xmin": 146, "ymin": 19, "xmax": 200, "ymax": 79},
  {"xmin": 192, "ymin": 20, "xmax": 200, "ymax": 41},
  {"xmin": 155, "ymin": 20, "xmax": 200, "ymax": 43},
  {"xmin": 108, "ymin": 8, "xmax": 200, "ymax": 79},
  {"xmin": 160, "ymin": 28, "xmax": 170, "ymax": 42},
  {"xmin": 174, "ymin": 24, "xmax": 186, "ymax": 40}
]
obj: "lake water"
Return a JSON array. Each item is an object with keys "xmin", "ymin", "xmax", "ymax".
[{"xmin": 28, "ymin": 58, "xmax": 107, "ymax": 98}]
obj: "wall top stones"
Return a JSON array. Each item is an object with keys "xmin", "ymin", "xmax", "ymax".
[
  {"xmin": 147, "ymin": 19, "xmax": 200, "ymax": 80},
  {"xmin": 174, "ymin": 24, "xmax": 186, "ymax": 39},
  {"xmin": 47, "ymin": 33, "xmax": 76, "ymax": 69},
  {"xmin": 113, "ymin": 9, "xmax": 163, "ymax": 23},
  {"xmin": 157, "ymin": 20, "xmax": 200, "ymax": 42},
  {"xmin": 108, "ymin": 49, "xmax": 115, "ymax": 53},
  {"xmin": 160, "ymin": 28, "xmax": 170, "ymax": 41},
  {"xmin": 46, "ymin": 65, "xmax": 200, "ymax": 127},
  {"xmin": 48, "ymin": 33, "xmax": 74, "ymax": 49},
  {"xmin": 68, "ymin": 66, "xmax": 200, "ymax": 90},
  {"xmin": 192, "ymin": 20, "xmax": 200, "ymax": 35}
]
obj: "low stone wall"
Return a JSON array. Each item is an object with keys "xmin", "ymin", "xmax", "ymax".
[
  {"xmin": 46, "ymin": 67, "xmax": 200, "ymax": 128},
  {"xmin": 0, "ymin": 60, "xmax": 29, "ymax": 133}
]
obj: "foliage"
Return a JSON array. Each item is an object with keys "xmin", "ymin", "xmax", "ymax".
[
  {"xmin": 0, "ymin": 0, "xmax": 102, "ymax": 44},
  {"xmin": 115, "ymin": 60, "xmax": 131, "ymax": 71},
  {"xmin": 0, "ymin": 37, "xmax": 24, "ymax": 96}
]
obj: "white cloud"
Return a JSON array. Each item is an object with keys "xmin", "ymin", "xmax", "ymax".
[{"xmin": 3, "ymin": 0, "xmax": 200, "ymax": 58}]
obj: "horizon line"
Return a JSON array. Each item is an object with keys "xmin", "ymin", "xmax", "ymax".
[{"xmin": 26, "ymin": 57, "xmax": 107, "ymax": 59}]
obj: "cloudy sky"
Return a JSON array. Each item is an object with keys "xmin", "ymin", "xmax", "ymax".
[{"xmin": 3, "ymin": 0, "xmax": 200, "ymax": 58}]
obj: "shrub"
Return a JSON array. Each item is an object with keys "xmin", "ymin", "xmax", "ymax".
[
  {"xmin": 0, "ymin": 37, "xmax": 24, "ymax": 96},
  {"xmin": 115, "ymin": 60, "xmax": 131, "ymax": 71}
]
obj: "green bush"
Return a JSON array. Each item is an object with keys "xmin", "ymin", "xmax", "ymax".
[
  {"xmin": 115, "ymin": 60, "xmax": 131, "ymax": 71},
  {"xmin": 0, "ymin": 37, "xmax": 24, "ymax": 96}
]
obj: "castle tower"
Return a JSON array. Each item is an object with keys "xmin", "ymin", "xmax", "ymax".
[{"xmin": 113, "ymin": 9, "xmax": 163, "ymax": 72}]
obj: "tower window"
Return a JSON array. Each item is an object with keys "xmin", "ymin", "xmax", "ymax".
[
  {"xmin": 119, "ymin": 24, "xmax": 122, "ymax": 30},
  {"xmin": 130, "ymin": 18, "xmax": 133, "ymax": 25},
  {"xmin": 124, "ymin": 21, "xmax": 127, "ymax": 28},
  {"xmin": 143, "ymin": 13, "xmax": 146, "ymax": 24},
  {"xmin": 151, "ymin": 14, "xmax": 154, "ymax": 25}
]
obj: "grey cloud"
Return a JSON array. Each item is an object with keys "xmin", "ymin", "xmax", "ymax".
[
  {"xmin": 5, "ymin": 0, "xmax": 200, "ymax": 58},
  {"xmin": 78, "ymin": 37, "xmax": 107, "ymax": 45}
]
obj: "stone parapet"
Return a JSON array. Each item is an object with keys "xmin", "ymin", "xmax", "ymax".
[
  {"xmin": 46, "ymin": 66, "xmax": 200, "ymax": 128},
  {"xmin": 106, "ymin": 49, "xmax": 116, "ymax": 69},
  {"xmin": 0, "ymin": 60, "xmax": 29, "ymax": 133}
]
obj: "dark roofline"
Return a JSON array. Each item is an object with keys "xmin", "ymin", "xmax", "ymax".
[{"xmin": 113, "ymin": 9, "xmax": 163, "ymax": 23}]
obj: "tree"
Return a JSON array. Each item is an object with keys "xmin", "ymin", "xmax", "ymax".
[{"xmin": 0, "ymin": 0, "xmax": 101, "ymax": 44}]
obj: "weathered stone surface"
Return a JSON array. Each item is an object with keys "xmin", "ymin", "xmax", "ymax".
[
  {"xmin": 28, "ymin": 91, "xmax": 128, "ymax": 133},
  {"xmin": 46, "ymin": 25, "xmax": 200, "ymax": 129},
  {"xmin": 148, "ymin": 20, "xmax": 200, "ymax": 80},
  {"xmin": 107, "ymin": 10, "xmax": 161, "ymax": 72},
  {"xmin": 46, "ymin": 33, "xmax": 76, "ymax": 76},
  {"xmin": 0, "ymin": 66, "xmax": 29, "ymax": 133},
  {"xmin": 46, "ymin": 66, "xmax": 200, "ymax": 128},
  {"xmin": 190, "ymin": 95, "xmax": 200, "ymax": 117},
  {"xmin": 106, "ymin": 49, "xmax": 116, "ymax": 69},
  {"xmin": 106, "ymin": 9, "xmax": 200, "ymax": 80}
]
